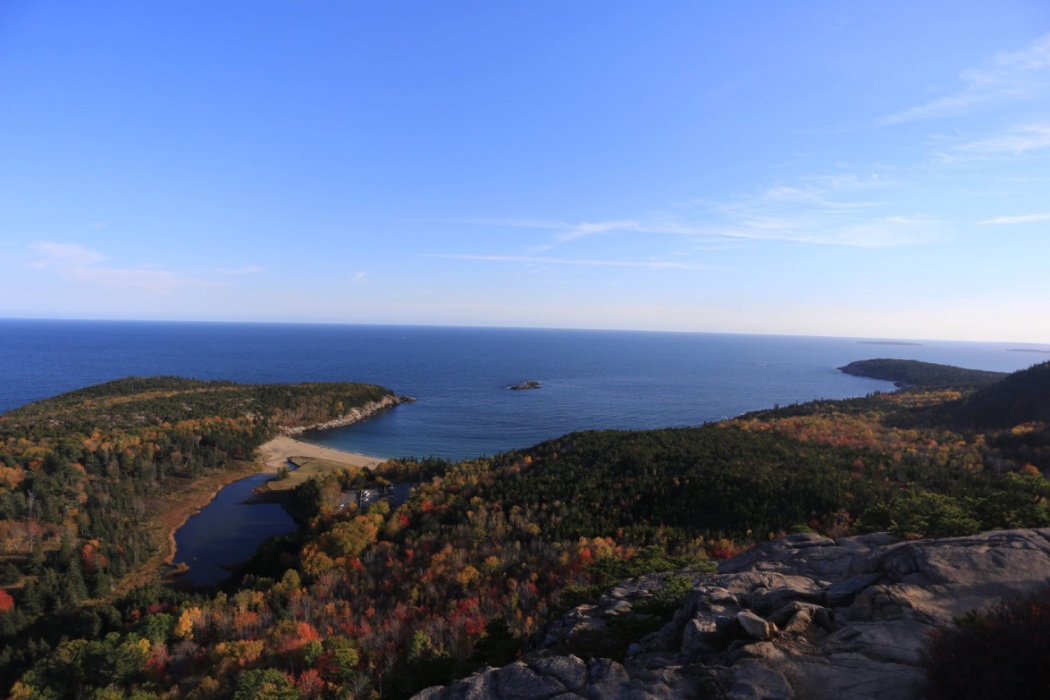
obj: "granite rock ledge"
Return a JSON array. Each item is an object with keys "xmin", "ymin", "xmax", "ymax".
[{"xmin": 413, "ymin": 528, "xmax": 1050, "ymax": 700}]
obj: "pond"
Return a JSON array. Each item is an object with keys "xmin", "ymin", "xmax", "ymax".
[
  {"xmin": 172, "ymin": 472, "xmax": 297, "ymax": 587},
  {"xmin": 172, "ymin": 471, "xmax": 417, "ymax": 587}
]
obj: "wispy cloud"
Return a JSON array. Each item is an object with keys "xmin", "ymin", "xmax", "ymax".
[
  {"xmin": 756, "ymin": 176, "xmax": 885, "ymax": 211},
  {"xmin": 28, "ymin": 242, "xmax": 253, "ymax": 294},
  {"xmin": 881, "ymin": 33, "xmax": 1050, "ymax": 125},
  {"xmin": 709, "ymin": 217, "xmax": 939, "ymax": 249},
  {"xmin": 452, "ymin": 172, "xmax": 933, "ymax": 263},
  {"xmin": 30, "ymin": 242, "xmax": 107, "ymax": 268},
  {"xmin": 977, "ymin": 212, "xmax": 1050, "ymax": 225},
  {"xmin": 702, "ymin": 176, "xmax": 940, "ymax": 248},
  {"xmin": 453, "ymin": 217, "xmax": 669, "ymax": 244},
  {"xmin": 938, "ymin": 122, "xmax": 1050, "ymax": 161},
  {"xmin": 553, "ymin": 219, "xmax": 641, "ymax": 242},
  {"xmin": 212, "ymin": 264, "xmax": 265, "ymax": 275},
  {"xmin": 429, "ymin": 254, "xmax": 724, "ymax": 270}
]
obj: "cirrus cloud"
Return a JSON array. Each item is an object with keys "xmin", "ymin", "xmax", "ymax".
[
  {"xmin": 27, "ymin": 242, "xmax": 262, "ymax": 295},
  {"xmin": 881, "ymin": 33, "xmax": 1050, "ymax": 125}
]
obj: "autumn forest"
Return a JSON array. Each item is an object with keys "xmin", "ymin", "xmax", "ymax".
[{"xmin": 2, "ymin": 362, "xmax": 1049, "ymax": 698}]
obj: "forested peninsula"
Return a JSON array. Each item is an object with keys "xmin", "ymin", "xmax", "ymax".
[
  {"xmin": 2, "ymin": 364, "xmax": 1050, "ymax": 698},
  {"xmin": 837, "ymin": 358, "xmax": 1007, "ymax": 388}
]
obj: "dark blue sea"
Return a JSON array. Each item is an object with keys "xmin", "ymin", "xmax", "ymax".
[{"xmin": 2, "ymin": 319, "xmax": 1046, "ymax": 462}]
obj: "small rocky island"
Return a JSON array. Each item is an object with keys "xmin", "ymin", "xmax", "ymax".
[{"xmin": 508, "ymin": 380, "xmax": 542, "ymax": 390}]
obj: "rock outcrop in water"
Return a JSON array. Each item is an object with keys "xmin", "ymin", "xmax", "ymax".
[
  {"xmin": 413, "ymin": 528, "xmax": 1050, "ymax": 700},
  {"xmin": 509, "ymin": 381, "xmax": 542, "ymax": 391}
]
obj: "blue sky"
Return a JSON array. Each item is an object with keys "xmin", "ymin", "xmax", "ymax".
[{"xmin": 2, "ymin": 2, "xmax": 1050, "ymax": 343}]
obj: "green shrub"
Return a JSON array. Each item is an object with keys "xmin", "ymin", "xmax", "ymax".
[
  {"xmin": 634, "ymin": 574, "xmax": 694, "ymax": 618},
  {"xmin": 924, "ymin": 585, "xmax": 1050, "ymax": 699}
]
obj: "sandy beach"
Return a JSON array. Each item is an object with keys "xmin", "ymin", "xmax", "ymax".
[{"xmin": 256, "ymin": 435, "xmax": 386, "ymax": 473}]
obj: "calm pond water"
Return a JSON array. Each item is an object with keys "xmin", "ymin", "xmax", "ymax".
[{"xmin": 172, "ymin": 472, "xmax": 296, "ymax": 587}]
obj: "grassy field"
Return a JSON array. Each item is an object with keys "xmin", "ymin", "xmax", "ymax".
[{"xmin": 260, "ymin": 456, "xmax": 361, "ymax": 493}]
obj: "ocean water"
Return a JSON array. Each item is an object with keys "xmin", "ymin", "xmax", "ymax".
[{"xmin": 2, "ymin": 319, "xmax": 1046, "ymax": 461}]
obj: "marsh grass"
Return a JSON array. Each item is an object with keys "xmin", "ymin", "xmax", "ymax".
[{"xmin": 257, "ymin": 457, "xmax": 361, "ymax": 494}]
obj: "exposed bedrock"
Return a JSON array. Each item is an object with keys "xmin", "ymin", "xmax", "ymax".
[{"xmin": 414, "ymin": 528, "xmax": 1050, "ymax": 700}]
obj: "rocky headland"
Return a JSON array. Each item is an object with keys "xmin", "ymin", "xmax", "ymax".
[
  {"xmin": 414, "ymin": 528, "xmax": 1050, "ymax": 700},
  {"xmin": 281, "ymin": 393, "xmax": 414, "ymax": 435}
]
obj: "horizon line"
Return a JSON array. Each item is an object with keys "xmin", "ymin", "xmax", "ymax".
[{"xmin": 1, "ymin": 315, "xmax": 1048, "ymax": 348}]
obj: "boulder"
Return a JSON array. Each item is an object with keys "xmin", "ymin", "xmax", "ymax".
[
  {"xmin": 825, "ymin": 573, "xmax": 884, "ymax": 607},
  {"xmin": 780, "ymin": 609, "xmax": 813, "ymax": 635},
  {"xmin": 737, "ymin": 611, "xmax": 777, "ymax": 641},
  {"xmin": 528, "ymin": 656, "xmax": 588, "ymax": 692}
]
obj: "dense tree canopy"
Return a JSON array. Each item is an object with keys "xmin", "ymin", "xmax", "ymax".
[
  {"xmin": 838, "ymin": 359, "xmax": 1007, "ymax": 389},
  {"xmin": 0, "ymin": 378, "xmax": 392, "ymax": 693}
]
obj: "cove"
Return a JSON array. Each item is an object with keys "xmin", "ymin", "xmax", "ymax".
[{"xmin": 172, "ymin": 472, "xmax": 297, "ymax": 587}]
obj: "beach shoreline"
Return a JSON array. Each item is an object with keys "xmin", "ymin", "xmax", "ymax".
[{"xmin": 256, "ymin": 435, "xmax": 386, "ymax": 473}]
